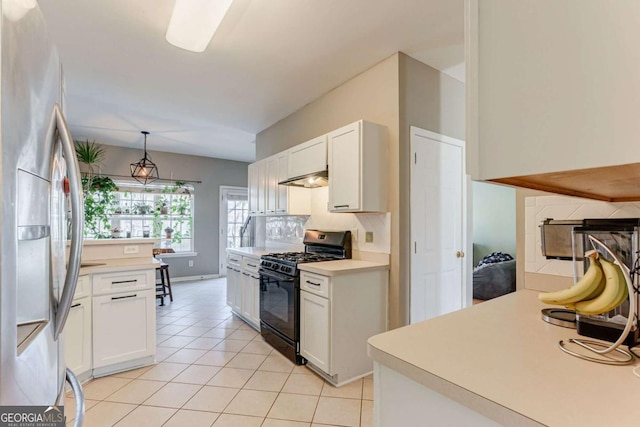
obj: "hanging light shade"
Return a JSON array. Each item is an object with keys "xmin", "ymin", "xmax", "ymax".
[{"xmin": 130, "ymin": 131, "xmax": 159, "ymax": 184}]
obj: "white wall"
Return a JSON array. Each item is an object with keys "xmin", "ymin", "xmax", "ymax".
[{"xmin": 472, "ymin": 182, "xmax": 516, "ymax": 266}]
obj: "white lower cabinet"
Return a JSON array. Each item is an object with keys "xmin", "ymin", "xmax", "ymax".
[
  {"xmin": 226, "ymin": 252, "xmax": 261, "ymax": 330},
  {"xmin": 250, "ymin": 274, "xmax": 260, "ymax": 326},
  {"xmin": 92, "ymin": 290, "xmax": 155, "ymax": 369},
  {"xmin": 64, "ymin": 296, "xmax": 92, "ymax": 381},
  {"xmin": 299, "ymin": 267, "xmax": 388, "ymax": 386},
  {"xmin": 64, "ymin": 267, "xmax": 156, "ymax": 380},
  {"xmin": 300, "ymin": 290, "xmax": 330, "ymax": 373},
  {"xmin": 241, "ymin": 271, "xmax": 253, "ymax": 320}
]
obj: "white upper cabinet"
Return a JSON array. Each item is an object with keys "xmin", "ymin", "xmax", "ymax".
[
  {"xmin": 266, "ymin": 156, "xmax": 278, "ymax": 214},
  {"xmin": 249, "ymin": 151, "xmax": 310, "ymax": 216},
  {"xmin": 467, "ymin": 0, "xmax": 640, "ymax": 200},
  {"xmin": 248, "ymin": 161, "xmax": 267, "ymax": 215},
  {"xmin": 275, "ymin": 152, "xmax": 289, "ymax": 213},
  {"xmin": 328, "ymin": 120, "xmax": 388, "ymax": 212},
  {"xmin": 288, "ymin": 135, "xmax": 327, "ymax": 179}
]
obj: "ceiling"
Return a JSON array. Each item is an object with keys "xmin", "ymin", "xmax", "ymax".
[{"xmin": 39, "ymin": 0, "xmax": 464, "ymax": 162}]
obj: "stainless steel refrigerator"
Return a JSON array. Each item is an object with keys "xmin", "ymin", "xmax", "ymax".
[{"xmin": 0, "ymin": 0, "xmax": 85, "ymax": 424}]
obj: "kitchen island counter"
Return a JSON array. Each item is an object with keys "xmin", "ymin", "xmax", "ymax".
[{"xmin": 367, "ymin": 290, "xmax": 640, "ymax": 427}]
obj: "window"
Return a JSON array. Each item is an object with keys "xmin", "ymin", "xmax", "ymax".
[
  {"xmin": 226, "ymin": 197, "xmax": 249, "ymax": 249},
  {"xmin": 83, "ymin": 180, "xmax": 195, "ymax": 253}
]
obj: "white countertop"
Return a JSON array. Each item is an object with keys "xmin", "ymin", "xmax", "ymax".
[
  {"xmin": 298, "ymin": 260, "xmax": 389, "ymax": 276},
  {"xmin": 226, "ymin": 246, "xmax": 301, "ymax": 258},
  {"xmin": 79, "ymin": 257, "xmax": 159, "ymax": 275},
  {"xmin": 81, "ymin": 238, "xmax": 160, "ymax": 246},
  {"xmin": 367, "ymin": 290, "xmax": 640, "ymax": 427}
]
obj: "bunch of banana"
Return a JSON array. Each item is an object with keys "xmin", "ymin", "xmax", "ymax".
[
  {"xmin": 538, "ymin": 250, "xmax": 605, "ymax": 305},
  {"xmin": 568, "ymin": 258, "xmax": 628, "ymax": 315}
]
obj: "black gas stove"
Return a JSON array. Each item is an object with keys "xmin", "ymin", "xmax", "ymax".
[
  {"xmin": 259, "ymin": 230, "xmax": 351, "ymax": 364},
  {"xmin": 260, "ymin": 252, "xmax": 344, "ymax": 274}
]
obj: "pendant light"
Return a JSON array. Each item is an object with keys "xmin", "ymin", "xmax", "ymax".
[{"xmin": 130, "ymin": 131, "xmax": 159, "ymax": 184}]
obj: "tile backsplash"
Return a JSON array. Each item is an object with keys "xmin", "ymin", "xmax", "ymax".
[
  {"xmin": 265, "ymin": 187, "xmax": 391, "ymax": 254},
  {"xmin": 265, "ymin": 216, "xmax": 308, "ymax": 244},
  {"xmin": 525, "ymin": 195, "xmax": 640, "ymax": 277}
]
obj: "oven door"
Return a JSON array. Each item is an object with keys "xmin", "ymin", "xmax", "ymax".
[{"xmin": 259, "ymin": 269, "xmax": 298, "ymax": 342}]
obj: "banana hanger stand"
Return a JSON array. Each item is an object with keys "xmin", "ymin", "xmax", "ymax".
[{"xmin": 558, "ymin": 235, "xmax": 638, "ymax": 365}]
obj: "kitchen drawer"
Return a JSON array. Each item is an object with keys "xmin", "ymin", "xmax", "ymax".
[
  {"xmin": 227, "ymin": 253, "xmax": 242, "ymax": 266},
  {"xmin": 74, "ymin": 275, "xmax": 91, "ymax": 300},
  {"xmin": 242, "ymin": 256, "xmax": 260, "ymax": 274},
  {"xmin": 300, "ymin": 271, "xmax": 330, "ymax": 298},
  {"xmin": 92, "ymin": 269, "xmax": 154, "ymax": 296}
]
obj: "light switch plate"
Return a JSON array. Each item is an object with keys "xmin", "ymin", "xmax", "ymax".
[
  {"xmin": 365, "ymin": 231, "xmax": 374, "ymax": 243},
  {"xmin": 123, "ymin": 245, "xmax": 139, "ymax": 254}
]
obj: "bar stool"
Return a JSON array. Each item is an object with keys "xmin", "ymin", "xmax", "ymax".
[{"xmin": 156, "ymin": 262, "xmax": 173, "ymax": 306}]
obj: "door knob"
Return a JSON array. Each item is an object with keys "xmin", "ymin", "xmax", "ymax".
[{"xmin": 456, "ymin": 251, "xmax": 464, "ymax": 258}]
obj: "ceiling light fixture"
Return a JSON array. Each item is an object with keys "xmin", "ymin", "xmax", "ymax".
[
  {"xmin": 166, "ymin": 0, "xmax": 234, "ymax": 53},
  {"xmin": 130, "ymin": 131, "xmax": 159, "ymax": 184}
]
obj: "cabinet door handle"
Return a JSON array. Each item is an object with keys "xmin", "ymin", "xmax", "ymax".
[
  {"xmin": 306, "ymin": 280, "xmax": 321, "ymax": 287},
  {"xmin": 251, "ymin": 275, "xmax": 260, "ymax": 280},
  {"xmin": 333, "ymin": 204, "xmax": 349, "ymax": 209},
  {"xmin": 242, "ymin": 272, "xmax": 250, "ymax": 276},
  {"xmin": 111, "ymin": 294, "xmax": 137, "ymax": 300},
  {"xmin": 233, "ymin": 269, "xmax": 241, "ymax": 272},
  {"xmin": 226, "ymin": 266, "xmax": 233, "ymax": 270},
  {"xmin": 71, "ymin": 303, "xmax": 81, "ymax": 308},
  {"xmin": 247, "ymin": 263, "xmax": 257, "ymax": 268},
  {"xmin": 111, "ymin": 279, "xmax": 137, "ymax": 285}
]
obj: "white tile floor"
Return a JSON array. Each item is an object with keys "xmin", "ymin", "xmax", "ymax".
[{"xmin": 67, "ymin": 278, "xmax": 373, "ymax": 427}]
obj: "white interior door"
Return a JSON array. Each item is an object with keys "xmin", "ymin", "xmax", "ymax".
[
  {"xmin": 410, "ymin": 127, "xmax": 470, "ymax": 323},
  {"xmin": 219, "ymin": 186, "xmax": 248, "ymax": 276}
]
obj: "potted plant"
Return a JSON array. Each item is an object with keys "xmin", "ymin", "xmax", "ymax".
[
  {"xmin": 135, "ymin": 203, "xmax": 151, "ymax": 215},
  {"xmin": 111, "ymin": 227, "xmax": 122, "ymax": 238},
  {"xmin": 164, "ymin": 227, "xmax": 174, "ymax": 239}
]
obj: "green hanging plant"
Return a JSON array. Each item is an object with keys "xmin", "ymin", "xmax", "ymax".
[
  {"xmin": 81, "ymin": 175, "xmax": 118, "ymax": 239},
  {"xmin": 75, "ymin": 140, "xmax": 118, "ymax": 238}
]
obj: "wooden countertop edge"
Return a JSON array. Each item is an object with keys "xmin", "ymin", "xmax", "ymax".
[{"xmin": 366, "ymin": 344, "xmax": 543, "ymax": 427}]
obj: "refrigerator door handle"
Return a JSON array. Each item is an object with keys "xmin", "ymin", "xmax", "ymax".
[
  {"xmin": 53, "ymin": 104, "xmax": 84, "ymax": 340},
  {"xmin": 66, "ymin": 368, "xmax": 85, "ymax": 427}
]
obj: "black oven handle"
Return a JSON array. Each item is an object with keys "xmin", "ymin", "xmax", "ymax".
[{"xmin": 259, "ymin": 268, "xmax": 296, "ymax": 283}]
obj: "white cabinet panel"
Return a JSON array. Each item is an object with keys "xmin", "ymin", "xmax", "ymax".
[
  {"xmin": 328, "ymin": 121, "xmax": 361, "ymax": 211},
  {"xmin": 226, "ymin": 266, "xmax": 235, "ymax": 307},
  {"xmin": 251, "ymin": 274, "xmax": 260, "ymax": 327},
  {"xmin": 64, "ymin": 297, "xmax": 91, "ymax": 378},
  {"xmin": 74, "ymin": 274, "xmax": 91, "ymax": 299},
  {"xmin": 328, "ymin": 120, "xmax": 388, "ymax": 213},
  {"xmin": 276, "ymin": 152, "xmax": 289, "ymax": 213},
  {"xmin": 266, "ymin": 156, "xmax": 278, "ymax": 214},
  {"xmin": 230, "ymin": 267, "xmax": 242, "ymax": 313},
  {"xmin": 92, "ymin": 269, "xmax": 153, "ymax": 296},
  {"xmin": 288, "ymin": 135, "xmax": 327, "ymax": 179},
  {"xmin": 300, "ymin": 271, "xmax": 330, "ymax": 298},
  {"xmin": 92, "ymin": 291, "xmax": 155, "ymax": 369},
  {"xmin": 300, "ymin": 290, "xmax": 330, "ymax": 373},
  {"xmin": 241, "ymin": 271, "xmax": 253, "ymax": 320},
  {"xmin": 249, "ymin": 161, "xmax": 267, "ymax": 215}
]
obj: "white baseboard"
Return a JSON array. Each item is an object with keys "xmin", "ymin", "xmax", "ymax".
[{"xmin": 171, "ymin": 274, "xmax": 220, "ymax": 283}]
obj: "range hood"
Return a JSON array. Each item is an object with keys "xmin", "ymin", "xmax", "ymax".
[{"xmin": 279, "ymin": 170, "xmax": 328, "ymax": 188}]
